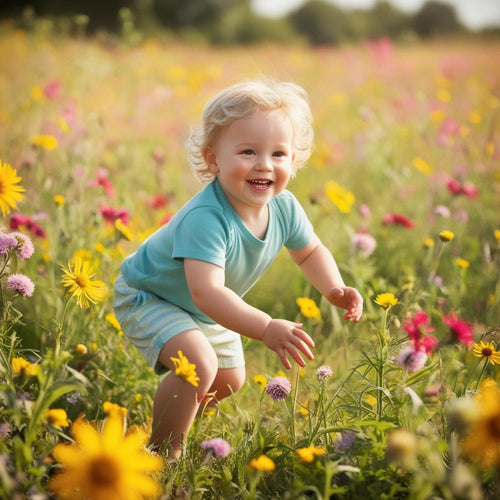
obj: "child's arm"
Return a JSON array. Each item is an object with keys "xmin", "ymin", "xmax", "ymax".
[
  {"xmin": 184, "ymin": 258, "xmax": 315, "ymax": 369},
  {"xmin": 288, "ymin": 234, "xmax": 363, "ymax": 322}
]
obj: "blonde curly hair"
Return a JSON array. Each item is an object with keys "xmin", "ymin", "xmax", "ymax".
[{"xmin": 187, "ymin": 79, "xmax": 314, "ymax": 183}]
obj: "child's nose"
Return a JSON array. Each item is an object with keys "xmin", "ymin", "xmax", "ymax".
[{"xmin": 256, "ymin": 155, "xmax": 273, "ymax": 171}]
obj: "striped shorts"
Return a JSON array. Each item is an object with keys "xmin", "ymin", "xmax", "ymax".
[{"xmin": 113, "ymin": 274, "xmax": 245, "ymax": 375}]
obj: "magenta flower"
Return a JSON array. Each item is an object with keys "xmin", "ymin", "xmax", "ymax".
[
  {"xmin": 99, "ymin": 205, "xmax": 129, "ymax": 225},
  {"xmin": 88, "ymin": 167, "xmax": 116, "ymax": 199},
  {"xmin": 442, "ymin": 312, "xmax": 474, "ymax": 347},
  {"xmin": 6, "ymin": 274, "xmax": 35, "ymax": 297},
  {"xmin": 9, "ymin": 214, "xmax": 46, "ymax": 238},
  {"xmin": 201, "ymin": 438, "xmax": 232, "ymax": 458},
  {"xmin": 316, "ymin": 365, "xmax": 333, "ymax": 381},
  {"xmin": 265, "ymin": 376, "xmax": 291, "ymax": 401}
]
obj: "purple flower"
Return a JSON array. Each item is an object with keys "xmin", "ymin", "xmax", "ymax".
[
  {"xmin": 11, "ymin": 232, "xmax": 34, "ymax": 260},
  {"xmin": 201, "ymin": 438, "xmax": 232, "ymax": 458},
  {"xmin": 394, "ymin": 344, "xmax": 428, "ymax": 373},
  {"xmin": 316, "ymin": 365, "xmax": 333, "ymax": 381},
  {"xmin": 0, "ymin": 231, "xmax": 17, "ymax": 257},
  {"xmin": 335, "ymin": 431, "xmax": 356, "ymax": 452},
  {"xmin": 265, "ymin": 376, "xmax": 291, "ymax": 401},
  {"xmin": 6, "ymin": 274, "xmax": 35, "ymax": 297},
  {"xmin": 66, "ymin": 391, "xmax": 81, "ymax": 405}
]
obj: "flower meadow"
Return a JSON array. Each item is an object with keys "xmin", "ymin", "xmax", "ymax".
[{"xmin": 1, "ymin": 24, "xmax": 500, "ymax": 499}]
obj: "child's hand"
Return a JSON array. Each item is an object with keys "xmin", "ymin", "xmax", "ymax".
[
  {"xmin": 328, "ymin": 287, "xmax": 363, "ymax": 323},
  {"xmin": 261, "ymin": 319, "xmax": 315, "ymax": 370}
]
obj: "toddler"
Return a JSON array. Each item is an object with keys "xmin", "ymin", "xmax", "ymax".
[{"xmin": 113, "ymin": 79, "xmax": 363, "ymax": 458}]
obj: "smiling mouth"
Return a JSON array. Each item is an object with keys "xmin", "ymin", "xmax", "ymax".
[{"xmin": 248, "ymin": 179, "xmax": 273, "ymax": 191}]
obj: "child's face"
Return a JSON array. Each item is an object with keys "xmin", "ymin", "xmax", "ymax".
[{"xmin": 204, "ymin": 109, "xmax": 295, "ymax": 218}]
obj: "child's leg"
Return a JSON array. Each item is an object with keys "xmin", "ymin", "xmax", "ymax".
[
  {"xmin": 150, "ymin": 329, "xmax": 218, "ymax": 457},
  {"xmin": 209, "ymin": 366, "xmax": 246, "ymax": 401}
]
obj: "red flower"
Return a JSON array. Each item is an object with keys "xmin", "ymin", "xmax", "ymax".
[
  {"xmin": 446, "ymin": 178, "xmax": 478, "ymax": 199},
  {"xmin": 383, "ymin": 213, "xmax": 415, "ymax": 228},
  {"xmin": 442, "ymin": 312, "xmax": 473, "ymax": 347},
  {"xmin": 9, "ymin": 214, "xmax": 46, "ymax": 238},
  {"xmin": 99, "ymin": 205, "xmax": 129, "ymax": 225},
  {"xmin": 160, "ymin": 213, "xmax": 174, "ymax": 226},
  {"xmin": 87, "ymin": 168, "xmax": 116, "ymax": 199},
  {"xmin": 403, "ymin": 311, "xmax": 437, "ymax": 353}
]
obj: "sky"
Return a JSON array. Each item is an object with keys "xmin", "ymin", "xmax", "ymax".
[{"xmin": 252, "ymin": 0, "xmax": 500, "ymax": 30}]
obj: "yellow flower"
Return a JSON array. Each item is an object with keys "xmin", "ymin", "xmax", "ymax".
[
  {"xmin": 170, "ymin": 350, "xmax": 200, "ymax": 387},
  {"xmin": 324, "ymin": 180, "xmax": 355, "ymax": 214},
  {"xmin": 30, "ymin": 134, "xmax": 58, "ymax": 150},
  {"xmin": 60, "ymin": 256, "xmax": 108, "ymax": 309},
  {"xmin": 44, "ymin": 409, "xmax": 70, "ymax": 428},
  {"xmin": 468, "ymin": 110, "xmax": 482, "ymax": 124},
  {"xmin": 374, "ymin": 293, "xmax": 398, "ymax": 309},
  {"xmin": 494, "ymin": 229, "xmax": 500, "ymax": 241},
  {"xmin": 31, "ymin": 86, "xmax": 45, "ymax": 103},
  {"xmin": 115, "ymin": 219, "xmax": 133, "ymax": 241},
  {"xmin": 48, "ymin": 413, "xmax": 162, "ymax": 500},
  {"xmin": 423, "ymin": 237, "xmax": 435, "ymax": 249},
  {"xmin": 412, "ymin": 157, "xmax": 432, "ymax": 175},
  {"xmin": 12, "ymin": 357, "xmax": 39, "ymax": 376},
  {"xmin": 103, "ymin": 401, "xmax": 128, "ymax": 418},
  {"xmin": 461, "ymin": 379, "xmax": 500, "ymax": 467},
  {"xmin": 249, "ymin": 454, "xmax": 275, "ymax": 471},
  {"xmin": 54, "ymin": 194, "xmax": 66, "ymax": 206},
  {"xmin": 253, "ymin": 374, "xmax": 267, "ymax": 387},
  {"xmin": 75, "ymin": 344, "xmax": 88, "ymax": 355},
  {"xmin": 455, "ymin": 257, "xmax": 470, "ymax": 269},
  {"xmin": 295, "ymin": 445, "xmax": 326, "ymax": 463},
  {"xmin": 439, "ymin": 230, "xmax": 454, "ymax": 242},
  {"xmin": 0, "ymin": 160, "xmax": 25, "ymax": 216},
  {"xmin": 472, "ymin": 341, "xmax": 500, "ymax": 365},
  {"xmin": 296, "ymin": 297, "xmax": 321, "ymax": 321},
  {"xmin": 105, "ymin": 312, "xmax": 123, "ymax": 336}
]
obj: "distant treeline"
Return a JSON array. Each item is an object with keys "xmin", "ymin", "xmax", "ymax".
[{"xmin": 1, "ymin": 0, "xmax": 499, "ymax": 44}]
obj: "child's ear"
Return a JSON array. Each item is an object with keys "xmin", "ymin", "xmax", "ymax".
[{"xmin": 203, "ymin": 147, "xmax": 219, "ymax": 174}]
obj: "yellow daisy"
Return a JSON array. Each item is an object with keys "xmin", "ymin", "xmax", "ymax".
[
  {"xmin": 0, "ymin": 160, "xmax": 25, "ymax": 216},
  {"xmin": 439, "ymin": 230, "xmax": 454, "ymax": 242},
  {"xmin": 170, "ymin": 350, "xmax": 200, "ymax": 387},
  {"xmin": 374, "ymin": 292, "xmax": 398, "ymax": 309},
  {"xmin": 472, "ymin": 341, "xmax": 500, "ymax": 365},
  {"xmin": 60, "ymin": 256, "xmax": 108, "ymax": 309},
  {"xmin": 44, "ymin": 409, "xmax": 70, "ymax": 428},
  {"xmin": 48, "ymin": 413, "xmax": 162, "ymax": 500}
]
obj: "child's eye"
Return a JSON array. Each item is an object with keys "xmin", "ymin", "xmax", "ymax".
[
  {"xmin": 273, "ymin": 151, "xmax": 286, "ymax": 158},
  {"xmin": 240, "ymin": 149, "xmax": 255, "ymax": 155}
]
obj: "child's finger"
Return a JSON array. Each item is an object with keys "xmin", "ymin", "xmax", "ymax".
[
  {"xmin": 294, "ymin": 327, "xmax": 315, "ymax": 348},
  {"xmin": 286, "ymin": 345, "xmax": 306, "ymax": 367}
]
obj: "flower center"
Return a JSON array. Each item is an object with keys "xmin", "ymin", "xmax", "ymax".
[
  {"xmin": 75, "ymin": 275, "xmax": 89, "ymax": 289},
  {"xmin": 486, "ymin": 415, "xmax": 500, "ymax": 440},
  {"xmin": 482, "ymin": 348, "xmax": 493, "ymax": 357},
  {"xmin": 89, "ymin": 455, "xmax": 120, "ymax": 487}
]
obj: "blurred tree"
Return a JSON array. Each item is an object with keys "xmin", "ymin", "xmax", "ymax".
[
  {"xmin": 0, "ymin": 0, "xmax": 135, "ymax": 31},
  {"xmin": 287, "ymin": 0, "xmax": 353, "ymax": 45},
  {"xmin": 412, "ymin": 0, "xmax": 464, "ymax": 38}
]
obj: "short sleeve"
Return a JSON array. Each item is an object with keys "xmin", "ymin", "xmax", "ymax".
[
  {"xmin": 172, "ymin": 207, "xmax": 229, "ymax": 268},
  {"xmin": 279, "ymin": 192, "xmax": 314, "ymax": 250}
]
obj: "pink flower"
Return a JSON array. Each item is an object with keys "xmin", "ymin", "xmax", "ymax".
[
  {"xmin": 316, "ymin": 365, "xmax": 333, "ymax": 381},
  {"xmin": 442, "ymin": 312, "xmax": 473, "ymax": 347},
  {"xmin": 0, "ymin": 231, "xmax": 18, "ymax": 257},
  {"xmin": 87, "ymin": 168, "xmax": 116, "ymax": 199},
  {"xmin": 43, "ymin": 80, "xmax": 61, "ymax": 99},
  {"xmin": 265, "ymin": 376, "xmax": 291, "ymax": 401},
  {"xmin": 11, "ymin": 232, "xmax": 34, "ymax": 260},
  {"xmin": 6, "ymin": 273, "xmax": 35, "ymax": 297},
  {"xmin": 352, "ymin": 232, "xmax": 377, "ymax": 257},
  {"xmin": 201, "ymin": 438, "xmax": 231, "ymax": 458},
  {"xmin": 160, "ymin": 213, "xmax": 174, "ymax": 226},
  {"xmin": 359, "ymin": 204, "xmax": 371, "ymax": 218},
  {"xmin": 383, "ymin": 213, "xmax": 415, "ymax": 228},
  {"xmin": 395, "ymin": 344, "xmax": 428, "ymax": 372},
  {"xmin": 446, "ymin": 178, "xmax": 478, "ymax": 199}
]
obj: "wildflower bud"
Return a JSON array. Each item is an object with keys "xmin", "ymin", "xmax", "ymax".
[
  {"xmin": 75, "ymin": 344, "xmax": 88, "ymax": 355},
  {"xmin": 386, "ymin": 429, "xmax": 418, "ymax": 470}
]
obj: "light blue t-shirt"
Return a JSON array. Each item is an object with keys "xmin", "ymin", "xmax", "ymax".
[{"xmin": 120, "ymin": 179, "xmax": 314, "ymax": 323}]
